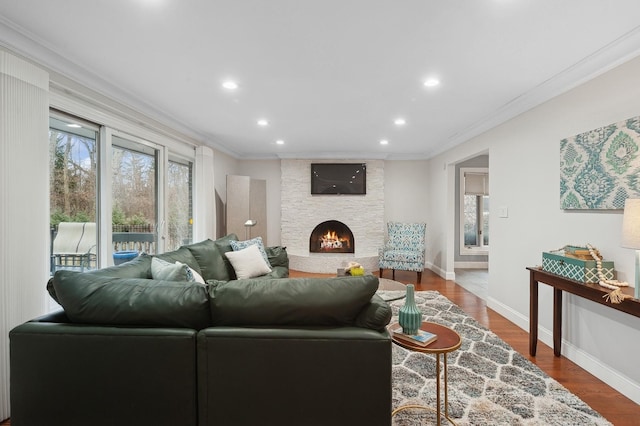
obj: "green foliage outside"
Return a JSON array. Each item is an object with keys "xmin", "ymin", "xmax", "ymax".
[
  {"xmin": 51, "ymin": 210, "xmax": 92, "ymax": 226},
  {"xmin": 52, "ymin": 206, "xmax": 149, "ymax": 228}
]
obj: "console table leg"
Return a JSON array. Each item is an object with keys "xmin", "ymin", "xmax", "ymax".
[
  {"xmin": 553, "ymin": 288, "xmax": 562, "ymax": 357},
  {"xmin": 529, "ymin": 275, "xmax": 538, "ymax": 356},
  {"xmin": 444, "ymin": 353, "xmax": 449, "ymax": 419}
]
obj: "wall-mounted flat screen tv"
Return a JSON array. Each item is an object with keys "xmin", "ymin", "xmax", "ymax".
[{"xmin": 311, "ymin": 163, "xmax": 366, "ymax": 195}]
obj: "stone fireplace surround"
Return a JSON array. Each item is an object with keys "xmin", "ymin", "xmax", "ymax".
[{"xmin": 281, "ymin": 159, "xmax": 384, "ymax": 273}]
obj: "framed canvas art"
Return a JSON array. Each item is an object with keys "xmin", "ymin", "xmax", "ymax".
[{"xmin": 560, "ymin": 116, "xmax": 640, "ymax": 209}]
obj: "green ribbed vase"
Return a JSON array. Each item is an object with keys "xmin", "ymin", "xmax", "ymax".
[{"xmin": 399, "ymin": 284, "xmax": 421, "ymax": 335}]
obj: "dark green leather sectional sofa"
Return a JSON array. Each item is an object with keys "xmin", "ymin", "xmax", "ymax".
[{"xmin": 9, "ymin": 235, "xmax": 392, "ymax": 426}]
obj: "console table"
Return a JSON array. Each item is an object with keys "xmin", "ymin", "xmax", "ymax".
[{"xmin": 528, "ymin": 266, "xmax": 640, "ymax": 357}]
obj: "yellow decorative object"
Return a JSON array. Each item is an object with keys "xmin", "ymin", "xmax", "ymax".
[{"xmin": 349, "ymin": 267, "xmax": 365, "ymax": 276}]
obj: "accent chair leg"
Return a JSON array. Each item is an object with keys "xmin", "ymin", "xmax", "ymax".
[
  {"xmin": 379, "ymin": 268, "xmax": 383, "ymax": 278},
  {"xmin": 417, "ymin": 271, "xmax": 422, "ymax": 283},
  {"xmin": 392, "ymin": 269, "xmax": 395, "ymax": 280}
]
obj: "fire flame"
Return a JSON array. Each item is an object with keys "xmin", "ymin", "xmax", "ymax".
[
  {"xmin": 320, "ymin": 229, "xmax": 351, "ymax": 249},
  {"xmin": 324, "ymin": 230, "xmax": 338, "ymax": 241}
]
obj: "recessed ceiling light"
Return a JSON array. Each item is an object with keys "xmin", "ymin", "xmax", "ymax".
[
  {"xmin": 380, "ymin": 139, "xmax": 389, "ymax": 145},
  {"xmin": 276, "ymin": 139, "xmax": 285, "ymax": 145},
  {"xmin": 394, "ymin": 118, "xmax": 406, "ymax": 126},
  {"xmin": 423, "ymin": 78, "xmax": 440, "ymax": 88},
  {"xmin": 257, "ymin": 119, "xmax": 269, "ymax": 126},
  {"xmin": 222, "ymin": 80, "xmax": 238, "ymax": 90}
]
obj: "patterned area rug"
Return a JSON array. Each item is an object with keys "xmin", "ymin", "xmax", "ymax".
[{"xmin": 380, "ymin": 290, "xmax": 611, "ymax": 426}]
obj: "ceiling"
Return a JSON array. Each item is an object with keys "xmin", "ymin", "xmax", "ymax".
[{"xmin": 1, "ymin": 1, "xmax": 640, "ymax": 160}]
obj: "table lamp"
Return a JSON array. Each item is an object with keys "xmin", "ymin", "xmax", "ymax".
[
  {"xmin": 244, "ymin": 219, "xmax": 257, "ymax": 240},
  {"xmin": 621, "ymin": 198, "xmax": 640, "ymax": 299}
]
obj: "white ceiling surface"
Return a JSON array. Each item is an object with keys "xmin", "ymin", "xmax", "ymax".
[{"xmin": 1, "ymin": 1, "xmax": 640, "ymax": 160}]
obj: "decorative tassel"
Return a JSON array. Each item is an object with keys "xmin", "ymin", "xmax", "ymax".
[{"xmin": 603, "ymin": 288, "xmax": 633, "ymax": 304}]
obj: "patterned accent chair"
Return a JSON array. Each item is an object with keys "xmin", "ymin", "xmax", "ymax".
[{"xmin": 378, "ymin": 222, "xmax": 426, "ymax": 283}]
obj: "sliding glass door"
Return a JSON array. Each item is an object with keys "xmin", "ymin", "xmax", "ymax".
[
  {"xmin": 49, "ymin": 110, "xmax": 195, "ymax": 277},
  {"xmin": 49, "ymin": 113, "xmax": 99, "ymax": 275},
  {"xmin": 111, "ymin": 135, "xmax": 159, "ymax": 255}
]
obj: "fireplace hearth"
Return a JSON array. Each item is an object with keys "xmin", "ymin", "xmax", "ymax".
[{"xmin": 309, "ymin": 220, "xmax": 354, "ymax": 253}]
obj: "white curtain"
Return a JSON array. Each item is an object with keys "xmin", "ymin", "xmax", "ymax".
[
  {"xmin": 0, "ymin": 51, "xmax": 49, "ymax": 421},
  {"xmin": 194, "ymin": 145, "xmax": 216, "ymax": 240}
]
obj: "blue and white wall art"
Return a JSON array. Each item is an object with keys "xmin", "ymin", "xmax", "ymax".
[{"xmin": 560, "ymin": 116, "xmax": 640, "ymax": 209}]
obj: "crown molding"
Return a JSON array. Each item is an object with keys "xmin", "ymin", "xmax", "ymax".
[{"xmin": 429, "ymin": 25, "xmax": 640, "ymax": 159}]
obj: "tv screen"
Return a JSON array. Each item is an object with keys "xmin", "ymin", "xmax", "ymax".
[{"xmin": 311, "ymin": 163, "xmax": 366, "ymax": 195}]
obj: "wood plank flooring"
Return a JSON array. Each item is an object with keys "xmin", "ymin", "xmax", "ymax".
[{"xmin": 1, "ymin": 269, "xmax": 638, "ymax": 425}]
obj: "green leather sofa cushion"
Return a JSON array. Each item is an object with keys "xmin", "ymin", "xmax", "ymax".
[
  {"xmin": 184, "ymin": 234, "xmax": 238, "ymax": 281},
  {"xmin": 91, "ymin": 253, "xmax": 153, "ymax": 278},
  {"xmin": 208, "ymin": 275, "xmax": 383, "ymax": 328},
  {"xmin": 265, "ymin": 245, "xmax": 288, "ymax": 268},
  {"xmin": 355, "ymin": 294, "xmax": 393, "ymax": 331},
  {"xmin": 47, "ymin": 254, "xmax": 154, "ymax": 303},
  {"xmin": 264, "ymin": 246, "xmax": 289, "ymax": 278},
  {"xmin": 52, "ymin": 270, "xmax": 210, "ymax": 329}
]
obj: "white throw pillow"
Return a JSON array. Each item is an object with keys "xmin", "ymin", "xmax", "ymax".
[
  {"xmin": 230, "ymin": 236, "xmax": 272, "ymax": 267},
  {"xmin": 224, "ymin": 244, "xmax": 272, "ymax": 279}
]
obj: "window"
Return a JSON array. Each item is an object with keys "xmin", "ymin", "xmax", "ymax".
[
  {"xmin": 49, "ymin": 104, "xmax": 197, "ymax": 272},
  {"xmin": 460, "ymin": 168, "xmax": 489, "ymax": 255},
  {"xmin": 49, "ymin": 113, "xmax": 99, "ymax": 274},
  {"xmin": 112, "ymin": 135, "xmax": 159, "ymax": 255}
]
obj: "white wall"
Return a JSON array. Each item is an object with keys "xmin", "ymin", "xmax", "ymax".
[
  {"xmin": 428, "ymin": 55, "xmax": 640, "ymax": 403},
  {"xmin": 383, "ymin": 160, "xmax": 430, "ymax": 224}
]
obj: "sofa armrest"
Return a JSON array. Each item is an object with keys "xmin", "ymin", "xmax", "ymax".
[{"xmin": 10, "ymin": 321, "xmax": 198, "ymax": 426}]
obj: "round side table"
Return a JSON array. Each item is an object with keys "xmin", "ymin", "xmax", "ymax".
[{"xmin": 390, "ymin": 321, "xmax": 462, "ymax": 426}]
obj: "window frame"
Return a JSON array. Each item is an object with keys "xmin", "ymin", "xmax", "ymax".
[
  {"xmin": 48, "ymin": 92, "xmax": 198, "ymax": 265},
  {"xmin": 49, "ymin": 109, "xmax": 101, "ymax": 270},
  {"xmin": 459, "ymin": 167, "xmax": 489, "ymax": 256}
]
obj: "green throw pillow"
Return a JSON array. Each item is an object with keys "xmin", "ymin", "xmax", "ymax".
[
  {"xmin": 184, "ymin": 234, "xmax": 238, "ymax": 281},
  {"xmin": 151, "ymin": 257, "xmax": 193, "ymax": 281}
]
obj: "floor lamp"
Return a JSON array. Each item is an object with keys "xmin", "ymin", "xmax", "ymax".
[
  {"xmin": 621, "ymin": 198, "xmax": 640, "ymax": 299},
  {"xmin": 244, "ymin": 219, "xmax": 257, "ymax": 240}
]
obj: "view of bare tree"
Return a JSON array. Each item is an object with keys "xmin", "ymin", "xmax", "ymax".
[{"xmin": 50, "ymin": 123, "xmax": 192, "ymax": 252}]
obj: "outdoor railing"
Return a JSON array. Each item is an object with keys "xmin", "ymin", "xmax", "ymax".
[
  {"xmin": 112, "ymin": 232, "xmax": 156, "ymax": 254},
  {"xmin": 50, "ymin": 224, "xmax": 157, "ymax": 270}
]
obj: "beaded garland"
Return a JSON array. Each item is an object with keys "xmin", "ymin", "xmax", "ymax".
[{"xmin": 585, "ymin": 244, "xmax": 632, "ymax": 304}]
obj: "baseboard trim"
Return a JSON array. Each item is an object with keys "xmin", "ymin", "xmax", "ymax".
[
  {"xmin": 487, "ymin": 296, "xmax": 640, "ymax": 405},
  {"xmin": 427, "ymin": 263, "xmax": 455, "ymax": 281},
  {"xmin": 454, "ymin": 261, "xmax": 488, "ymax": 269}
]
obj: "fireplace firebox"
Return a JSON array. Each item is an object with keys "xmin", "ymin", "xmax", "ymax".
[{"xmin": 309, "ymin": 220, "xmax": 354, "ymax": 253}]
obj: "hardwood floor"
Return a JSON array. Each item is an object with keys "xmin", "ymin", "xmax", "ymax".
[{"xmin": 1, "ymin": 269, "xmax": 637, "ymax": 425}]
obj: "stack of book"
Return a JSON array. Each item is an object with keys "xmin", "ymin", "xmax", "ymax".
[{"xmin": 391, "ymin": 326, "xmax": 437, "ymax": 347}]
